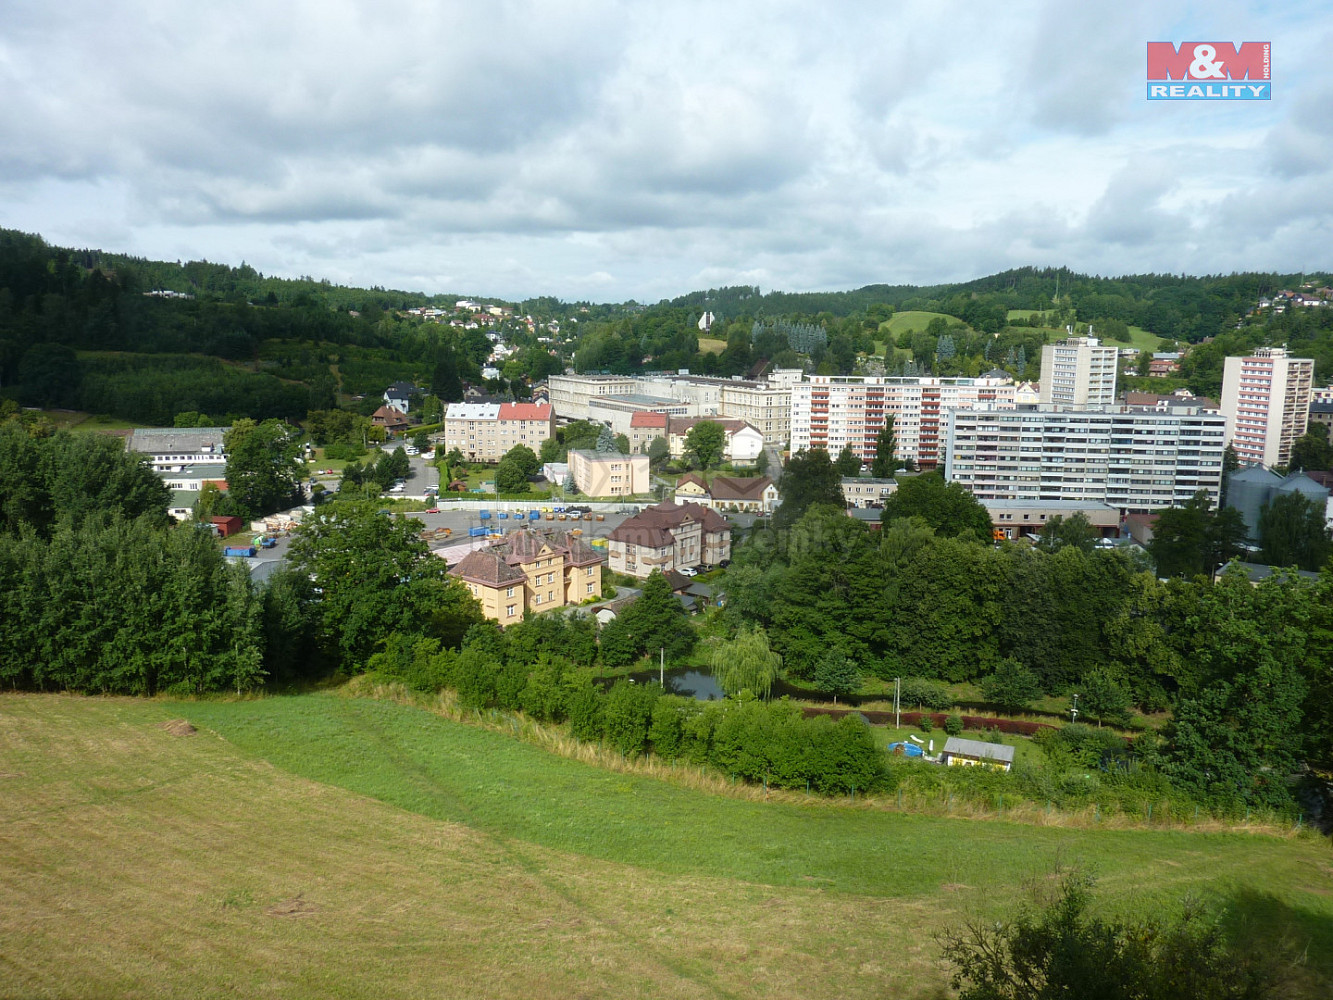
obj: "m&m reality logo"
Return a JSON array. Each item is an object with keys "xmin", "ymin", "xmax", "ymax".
[{"xmin": 1147, "ymin": 42, "xmax": 1270, "ymax": 100}]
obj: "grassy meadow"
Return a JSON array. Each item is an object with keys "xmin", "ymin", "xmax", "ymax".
[{"xmin": 2, "ymin": 692, "xmax": 1330, "ymax": 999}]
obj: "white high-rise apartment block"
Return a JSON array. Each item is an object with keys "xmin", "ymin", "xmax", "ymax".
[
  {"xmin": 789, "ymin": 375, "xmax": 1018, "ymax": 466},
  {"xmin": 1220, "ymin": 347, "xmax": 1314, "ymax": 468},
  {"xmin": 1039, "ymin": 336, "xmax": 1119, "ymax": 406},
  {"xmin": 945, "ymin": 402, "xmax": 1227, "ymax": 512}
]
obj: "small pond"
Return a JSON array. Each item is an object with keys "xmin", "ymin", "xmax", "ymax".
[{"xmin": 616, "ymin": 666, "xmax": 838, "ymax": 703}]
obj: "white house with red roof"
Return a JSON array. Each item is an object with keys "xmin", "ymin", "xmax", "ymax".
[{"xmin": 666, "ymin": 417, "xmax": 764, "ymax": 464}]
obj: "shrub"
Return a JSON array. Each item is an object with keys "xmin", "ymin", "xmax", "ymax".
[
  {"xmin": 898, "ymin": 677, "xmax": 953, "ymax": 711},
  {"xmin": 566, "ymin": 677, "xmax": 603, "ymax": 741},
  {"xmin": 945, "ymin": 714, "xmax": 964, "ymax": 736},
  {"xmin": 918, "ymin": 714, "xmax": 934, "ymax": 733},
  {"xmin": 602, "ymin": 681, "xmax": 659, "ymax": 758}
]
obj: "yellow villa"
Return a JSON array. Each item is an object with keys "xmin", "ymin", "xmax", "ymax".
[{"xmin": 449, "ymin": 527, "xmax": 603, "ymax": 624}]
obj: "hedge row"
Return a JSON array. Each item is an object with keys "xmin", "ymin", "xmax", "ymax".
[{"xmin": 801, "ymin": 707, "xmax": 1054, "ymax": 736}]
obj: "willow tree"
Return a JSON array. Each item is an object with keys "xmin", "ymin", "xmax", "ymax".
[{"xmin": 711, "ymin": 626, "xmax": 781, "ymax": 699}]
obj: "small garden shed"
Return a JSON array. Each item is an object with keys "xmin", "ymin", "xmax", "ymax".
[{"xmin": 940, "ymin": 737, "xmax": 1015, "ymax": 772}]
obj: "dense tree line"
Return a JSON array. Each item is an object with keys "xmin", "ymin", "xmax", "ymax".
[
  {"xmin": 0, "ymin": 419, "xmax": 486, "ymax": 694},
  {"xmin": 0, "ymin": 422, "xmax": 263, "ymax": 693},
  {"xmin": 725, "ymin": 505, "xmax": 1331, "ymax": 807},
  {"xmin": 368, "ymin": 611, "xmax": 888, "ymax": 796}
]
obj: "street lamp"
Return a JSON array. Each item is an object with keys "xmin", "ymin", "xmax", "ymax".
[{"xmin": 1070, "ymin": 693, "xmax": 1079, "ymax": 725}]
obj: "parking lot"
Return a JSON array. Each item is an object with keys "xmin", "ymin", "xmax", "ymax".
[{"xmin": 403, "ymin": 505, "xmax": 638, "ymax": 550}]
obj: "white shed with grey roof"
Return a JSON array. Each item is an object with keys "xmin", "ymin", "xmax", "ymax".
[{"xmin": 940, "ymin": 737, "xmax": 1015, "ymax": 772}]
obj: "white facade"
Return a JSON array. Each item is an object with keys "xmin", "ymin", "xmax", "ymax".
[
  {"xmin": 442, "ymin": 402, "xmax": 554, "ymax": 462},
  {"xmin": 1220, "ymin": 347, "xmax": 1314, "ymax": 468},
  {"xmin": 125, "ymin": 427, "xmax": 229, "ymax": 473},
  {"xmin": 547, "ymin": 372, "xmax": 791, "ymax": 444},
  {"xmin": 667, "ymin": 419, "xmax": 764, "ymax": 464},
  {"xmin": 790, "ymin": 375, "xmax": 1018, "ymax": 467},
  {"xmin": 1038, "ymin": 336, "xmax": 1119, "ymax": 406},
  {"xmin": 945, "ymin": 403, "xmax": 1227, "ymax": 512}
]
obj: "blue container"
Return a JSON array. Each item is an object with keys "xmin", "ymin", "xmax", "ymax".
[
  {"xmin": 529, "ymin": 510, "xmax": 540, "ymax": 520},
  {"xmin": 498, "ymin": 512, "xmax": 508, "ymax": 519},
  {"xmin": 478, "ymin": 510, "xmax": 491, "ymax": 520},
  {"xmin": 468, "ymin": 526, "xmax": 487, "ymax": 537}
]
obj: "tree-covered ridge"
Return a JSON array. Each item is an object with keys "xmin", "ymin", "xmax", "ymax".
[{"xmin": 4, "ymin": 226, "xmax": 1332, "ymax": 423}]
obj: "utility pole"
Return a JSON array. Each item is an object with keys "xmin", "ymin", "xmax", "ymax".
[
  {"xmin": 894, "ymin": 677, "xmax": 901, "ymax": 729},
  {"xmin": 660, "ymin": 647, "xmax": 665, "ymax": 687},
  {"xmin": 1070, "ymin": 692, "xmax": 1079, "ymax": 725}
]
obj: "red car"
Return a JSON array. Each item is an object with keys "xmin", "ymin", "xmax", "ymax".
[{"xmin": 424, "ymin": 507, "xmax": 440, "ymax": 514}]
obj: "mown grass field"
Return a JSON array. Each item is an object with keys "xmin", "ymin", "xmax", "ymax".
[
  {"xmin": 24, "ymin": 409, "xmax": 145, "ymax": 432},
  {"xmin": 697, "ymin": 337, "xmax": 728, "ymax": 354},
  {"xmin": 3, "ymin": 693, "xmax": 1330, "ymax": 999}
]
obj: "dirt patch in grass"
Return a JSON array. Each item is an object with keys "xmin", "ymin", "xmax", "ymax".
[
  {"xmin": 160, "ymin": 719, "xmax": 197, "ymax": 737},
  {"xmin": 267, "ymin": 894, "xmax": 319, "ymax": 917}
]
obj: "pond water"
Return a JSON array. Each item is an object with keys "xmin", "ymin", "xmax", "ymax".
[{"xmin": 618, "ymin": 666, "xmax": 832, "ymax": 703}]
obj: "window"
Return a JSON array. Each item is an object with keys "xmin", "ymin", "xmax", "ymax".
[
  {"xmin": 533, "ymin": 594, "xmax": 541, "ymax": 606},
  {"xmin": 506, "ymin": 605, "xmax": 517, "ymax": 617},
  {"xmin": 506, "ymin": 586, "xmax": 515, "ymax": 598},
  {"xmin": 586, "ymin": 582, "xmax": 594, "ymax": 593}
]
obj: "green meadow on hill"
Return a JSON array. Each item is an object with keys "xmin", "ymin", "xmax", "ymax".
[{"xmin": 3, "ymin": 693, "xmax": 1330, "ymax": 999}]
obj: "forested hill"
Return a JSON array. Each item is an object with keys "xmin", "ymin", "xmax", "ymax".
[
  {"xmin": 667, "ymin": 267, "xmax": 1326, "ymax": 341},
  {"xmin": 2, "ymin": 226, "xmax": 1330, "ymax": 428}
]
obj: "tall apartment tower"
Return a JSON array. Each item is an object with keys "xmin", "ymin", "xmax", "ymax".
[
  {"xmin": 1220, "ymin": 347, "xmax": 1314, "ymax": 468},
  {"xmin": 1039, "ymin": 336, "xmax": 1119, "ymax": 406}
]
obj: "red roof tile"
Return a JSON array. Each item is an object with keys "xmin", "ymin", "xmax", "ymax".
[
  {"xmin": 708, "ymin": 475, "xmax": 773, "ymax": 501},
  {"xmin": 630, "ymin": 411, "xmax": 668, "ymax": 428},
  {"xmin": 451, "ymin": 549, "xmax": 526, "ymax": 587},
  {"xmin": 499, "ymin": 402, "xmax": 553, "ymax": 421}
]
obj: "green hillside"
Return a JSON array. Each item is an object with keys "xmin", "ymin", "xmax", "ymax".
[{"xmin": 3, "ymin": 693, "xmax": 1327, "ymax": 999}]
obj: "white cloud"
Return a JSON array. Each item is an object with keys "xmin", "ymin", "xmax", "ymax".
[{"xmin": 0, "ymin": 0, "xmax": 1327, "ymax": 300}]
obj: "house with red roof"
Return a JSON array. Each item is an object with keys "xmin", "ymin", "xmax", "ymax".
[
  {"xmin": 672, "ymin": 473, "xmax": 778, "ymax": 513},
  {"xmin": 371, "ymin": 405, "xmax": 410, "ymax": 436},
  {"xmin": 628, "ymin": 410, "xmax": 668, "ymax": 454},
  {"xmin": 450, "ymin": 527, "xmax": 603, "ymax": 624},
  {"xmin": 607, "ymin": 501, "xmax": 731, "ymax": 578},
  {"xmin": 666, "ymin": 416, "xmax": 764, "ymax": 464}
]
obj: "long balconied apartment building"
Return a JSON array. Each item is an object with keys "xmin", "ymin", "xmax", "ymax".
[
  {"xmin": 944, "ymin": 400, "xmax": 1228, "ymax": 512},
  {"xmin": 789, "ymin": 374, "xmax": 1018, "ymax": 467}
]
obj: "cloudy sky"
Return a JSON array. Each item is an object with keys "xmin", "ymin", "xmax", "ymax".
[{"xmin": 1, "ymin": 1, "xmax": 1329, "ymax": 302}]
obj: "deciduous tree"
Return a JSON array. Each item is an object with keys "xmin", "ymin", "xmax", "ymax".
[
  {"xmin": 1258, "ymin": 490, "xmax": 1331, "ymax": 571},
  {"xmin": 981, "ymin": 657, "xmax": 1042, "ymax": 712},
  {"xmin": 286, "ymin": 499, "xmax": 482, "ymax": 665},
  {"xmin": 834, "ymin": 444, "xmax": 861, "ymax": 477},
  {"xmin": 684, "ymin": 420, "xmax": 726, "ymax": 469},
  {"xmin": 813, "ymin": 648, "xmax": 860, "ymax": 704},
  {"xmin": 880, "ymin": 471, "xmax": 992, "ymax": 542},
  {"xmin": 223, "ymin": 418, "xmax": 304, "ymax": 519}
]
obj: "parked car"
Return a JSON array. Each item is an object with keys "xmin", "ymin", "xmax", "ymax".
[
  {"xmin": 679, "ymin": 566, "xmax": 698, "ymax": 577},
  {"xmin": 424, "ymin": 507, "xmax": 440, "ymax": 514}
]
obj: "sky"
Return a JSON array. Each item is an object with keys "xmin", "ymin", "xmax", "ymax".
[{"xmin": 1, "ymin": 1, "xmax": 1330, "ymax": 303}]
